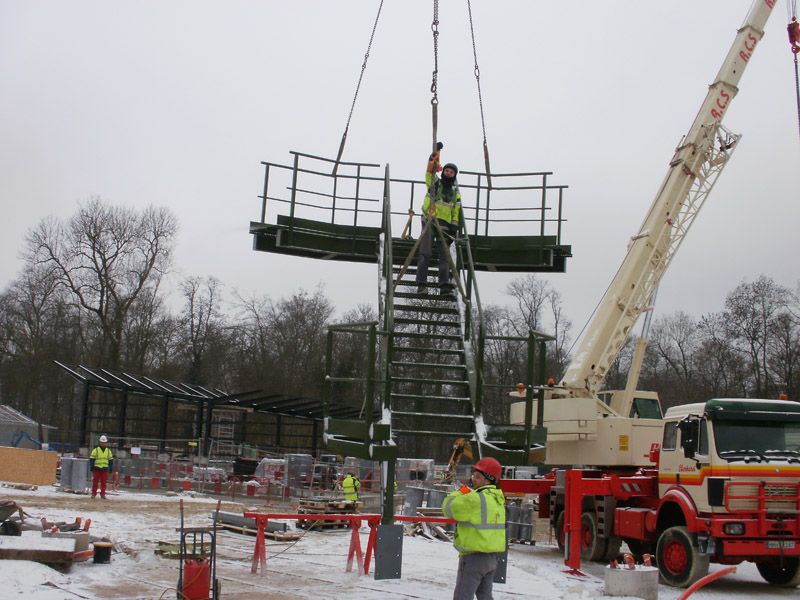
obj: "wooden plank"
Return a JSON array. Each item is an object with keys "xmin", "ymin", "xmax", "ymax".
[
  {"xmin": 0, "ymin": 447, "xmax": 58, "ymax": 485},
  {"xmin": 0, "ymin": 532, "xmax": 75, "ymax": 565}
]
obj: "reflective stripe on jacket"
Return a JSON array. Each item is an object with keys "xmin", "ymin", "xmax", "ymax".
[
  {"xmin": 442, "ymin": 484, "xmax": 506, "ymax": 555},
  {"xmin": 342, "ymin": 475, "xmax": 360, "ymax": 500},
  {"xmin": 422, "ymin": 171, "xmax": 462, "ymax": 225},
  {"xmin": 90, "ymin": 446, "xmax": 113, "ymax": 469}
]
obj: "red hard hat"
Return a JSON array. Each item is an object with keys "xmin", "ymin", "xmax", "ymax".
[{"xmin": 473, "ymin": 457, "xmax": 502, "ymax": 482}]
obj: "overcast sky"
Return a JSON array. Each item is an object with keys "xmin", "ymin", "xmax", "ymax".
[{"xmin": 2, "ymin": 1, "xmax": 798, "ymax": 337}]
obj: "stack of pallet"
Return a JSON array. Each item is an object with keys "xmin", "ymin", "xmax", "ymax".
[
  {"xmin": 296, "ymin": 497, "xmax": 360, "ymax": 530},
  {"xmin": 214, "ymin": 511, "xmax": 301, "ymax": 541}
]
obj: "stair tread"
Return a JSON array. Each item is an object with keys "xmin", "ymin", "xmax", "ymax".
[
  {"xmin": 392, "ymin": 410, "xmax": 474, "ymax": 419},
  {"xmin": 391, "ymin": 361, "xmax": 466, "ymax": 370},
  {"xmin": 394, "ymin": 291, "xmax": 456, "ymax": 302},
  {"xmin": 392, "ymin": 376, "xmax": 469, "ymax": 385},
  {"xmin": 391, "ymin": 393, "xmax": 471, "ymax": 402},
  {"xmin": 391, "ymin": 346, "xmax": 464, "ymax": 355},
  {"xmin": 394, "ymin": 304, "xmax": 459, "ymax": 315},
  {"xmin": 393, "ymin": 331, "xmax": 462, "ymax": 341},
  {"xmin": 394, "ymin": 318, "xmax": 460, "ymax": 327}
]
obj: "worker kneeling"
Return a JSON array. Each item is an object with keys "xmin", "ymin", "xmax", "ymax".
[{"xmin": 443, "ymin": 457, "xmax": 506, "ymax": 600}]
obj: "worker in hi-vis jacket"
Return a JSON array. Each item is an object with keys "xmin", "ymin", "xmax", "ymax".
[
  {"xmin": 442, "ymin": 457, "xmax": 506, "ymax": 600},
  {"xmin": 415, "ymin": 141, "xmax": 462, "ymax": 300},
  {"xmin": 90, "ymin": 435, "xmax": 114, "ymax": 499}
]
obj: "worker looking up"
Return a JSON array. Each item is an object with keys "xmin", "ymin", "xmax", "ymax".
[
  {"xmin": 342, "ymin": 471, "xmax": 360, "ymax": 502},
  {"xmin": 415, "ymin": 142, "xmax": 462, "ymax": 299},
  {"xmin": 90, "ymin": 435, "xmax": 114, "ymax": 499},
  {"xmin": 442, "ymin": 457, "xmax": 506, "ymax": 600}
]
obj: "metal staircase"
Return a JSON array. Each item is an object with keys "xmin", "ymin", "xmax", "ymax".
[
  {"xmin": 388, "ymin": 269, "xmax": 475, "ymax": 457},
  {"xmin": 249, "ymin": 152, "xmax": 570, "ymax": 519}
]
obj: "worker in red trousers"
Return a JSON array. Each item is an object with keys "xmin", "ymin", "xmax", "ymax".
[{"xmin": 90, "ymin": 435, "xmax": 114, "ymax": 499}]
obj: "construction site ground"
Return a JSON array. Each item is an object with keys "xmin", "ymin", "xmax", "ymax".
[{"xmin": 0, "ymin": 484, "xmax": 797, "ymax": 599}]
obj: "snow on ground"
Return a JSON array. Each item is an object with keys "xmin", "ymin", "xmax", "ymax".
[{"xmin": 0, "ymin": 483, "xmax": 798, "ymax": 599}]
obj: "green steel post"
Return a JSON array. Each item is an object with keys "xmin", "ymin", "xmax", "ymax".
[
  {"xmin": 260, "ymin": 163, "xmax": 270, "ymax": 224},
  {"xmin": 366, "ymin": 323, "xmax": 376, "ymax": 421},
  {"xmin": 475, "ymin": 328, "xmax": 485, "ymax": 416},
  {"xmin": 288, "ymin": 152, "xmax": 299, "ymax": 245},
  {"xmin": 324, "ymin": 330, "xmax": 333, "ymax": 416},
  {"xmin": 384, "ymin": 332, "xmax": 393, "ymax": 413},
  {"xmin": 382, "ymin": 458, "xmax": 396, "ymax": 524}
]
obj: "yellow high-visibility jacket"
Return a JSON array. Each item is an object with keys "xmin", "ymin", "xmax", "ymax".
[
  {"xmin": 90, "ymin": 446, "xmax": 113, "ymax": 470},
  {"xmin": 442, "ymin": 484, "xmax": 506, "ymax": 555},
  {"xmin": 422, "ymin": 171, "xmax": 462, "ymax": 226},
  {"xmin": 342, "ymin": 474, "xmax": 360, "ymax": 500}
]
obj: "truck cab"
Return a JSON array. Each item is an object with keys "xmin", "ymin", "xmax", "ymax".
[{"xmin": 656, "ymin": 398, "xmax": 800, "ymax": 587}]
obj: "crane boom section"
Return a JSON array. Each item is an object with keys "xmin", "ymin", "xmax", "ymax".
[{"xmin": 562, "ymin": 0, "xmax": 777, "ymax": 394}]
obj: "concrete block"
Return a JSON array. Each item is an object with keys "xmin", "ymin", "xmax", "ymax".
[
  {"xmin": 43, "ymin": 531, "xmax": 90, "ymax": 553},
  {"xmin": 604, "ymin": 566, "xmax": 659, "ymax": 600}
]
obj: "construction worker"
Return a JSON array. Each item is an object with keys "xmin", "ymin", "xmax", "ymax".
[
  {"xmin": 443, "ymin": 457, "xmax": 506, "ymax": 600},
  {"xmin": 90, "ymin": 435, "xmax": 114, "ymax": 499},
  {"xmin": 415, "ymin": 141, "xmax": 462, "ymax": 299},
  {"xmin": 342, "ymin": 471, "xmax": 360, "ymax": 502}
]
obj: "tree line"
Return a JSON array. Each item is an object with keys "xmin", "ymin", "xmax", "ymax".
[{"xmin": 0, "ymin": 198, "xmax": 797, "ymax": 445}]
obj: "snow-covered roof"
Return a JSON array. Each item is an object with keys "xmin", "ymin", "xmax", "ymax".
[{"xmin": 0, "ymin": 404, "xmax": 38, "ymax": 426}]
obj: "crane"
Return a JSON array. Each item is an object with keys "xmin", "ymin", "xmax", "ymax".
[{"xmin": 511, "ymin": 0, "xmax": 779, "ymax": 467}]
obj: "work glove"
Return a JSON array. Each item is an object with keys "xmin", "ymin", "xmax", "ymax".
[{"xmin": 428, "ymin": 141, "xmax": 444, "ymax": 162}]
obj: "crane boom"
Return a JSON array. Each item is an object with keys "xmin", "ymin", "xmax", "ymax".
[{"xmin": 562, "ymin": 0, "xmax": 778, "ymax": 395}]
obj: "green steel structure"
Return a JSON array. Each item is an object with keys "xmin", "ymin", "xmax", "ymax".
[{"xmin": 250, "ymin": 151, "xmax": 570, "ymax": 522}]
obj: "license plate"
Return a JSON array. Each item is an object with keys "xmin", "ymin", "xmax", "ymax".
[{"xmin": 767, "ymin": 540, "xmax": 796, "ymax": 549}]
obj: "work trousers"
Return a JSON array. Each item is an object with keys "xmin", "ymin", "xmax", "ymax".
[
  {"xmin": 416, "ymin": 218, "xmax": 456, "ymax": 290},
  {"xmin": 92, "ymin": 468, "xmax": 109, "ymax": 498},
  {"xmin": 453, "ymin": 552, "xmax": 499, "ymax": 600}
]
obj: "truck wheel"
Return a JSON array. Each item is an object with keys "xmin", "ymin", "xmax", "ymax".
[
  {"xmin": 756, "ymin": 557, "xmax": 800, "ymax": 587},
  {"xmin": 656, "ymin": 526, "xmax": 709, "ymax": 587},
  {"xmin": 554, "ymin": 511, "xmax": 565, "ymax": 554},
  {"xmin": 580, "ymin": 512, "xmax": 606, "ymax": 561}
]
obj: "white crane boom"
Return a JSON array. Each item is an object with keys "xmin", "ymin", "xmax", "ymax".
[{"xmin": 561, "ymin": 0, "xmax": 778, "ymax": 395}]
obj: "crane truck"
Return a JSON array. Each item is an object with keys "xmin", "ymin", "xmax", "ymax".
[{"xmin": 502, "ymin": 0, "xmax": 800, "ymax": 588}]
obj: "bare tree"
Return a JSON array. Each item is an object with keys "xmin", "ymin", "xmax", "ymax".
[
  {"xmin": 650, "ymin": 311, "xmax": 699, "ymax": 400},
  {"xmin": 723, "ymin": 276, "xmax": 789, "ymax": 397},
  {"xmin": 180, "ymin": 276, "xmax": 223, "ymax": 384},
  {"xmin": 25, "ymin": 198, "xmax": 177, "ymax": 368}
]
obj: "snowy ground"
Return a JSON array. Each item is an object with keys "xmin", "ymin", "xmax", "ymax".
[{"xmin": 0, "ymin": 483, "xmax": 797, "ymax": 599}]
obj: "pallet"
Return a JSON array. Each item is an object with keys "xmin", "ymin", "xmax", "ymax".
[
  {"xmin": 297, "ymin": 499, "xmax": 360, "ymax": 512},
  {"xmin": 296, "ymin": 519, "xmax": 349, "ymax": 530}
]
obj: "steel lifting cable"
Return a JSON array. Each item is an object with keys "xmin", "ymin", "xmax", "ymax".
[
  {"xmin": 431, "ymin": 0, "xmax": 440, "ymax": 153},
  {"xmin": 466, "ymin": 0, "xmax": 493, "ymax": 189},
  {"xmin": 332, "ymin": 0, "xmax": 385, "ymax": 177}
]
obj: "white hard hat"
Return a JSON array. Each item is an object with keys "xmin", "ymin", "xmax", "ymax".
[{"xmin": 99, "ymin": 435, "xmax": 108, "ymax": 443}]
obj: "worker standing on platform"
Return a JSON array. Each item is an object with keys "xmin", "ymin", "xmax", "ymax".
[
  {"xmin": 90, "ymin": 435, "xmax": 114, "ymax": 499},
  {"xmin": 342, "ymin": 471, "xmax": 360, "ymax": 502},
  {"xmin": 415, "ymin": 142, "xmax": 462, "ymax": 299},
  {"xmin": 442, "ymin": 457, "xmax": 506, "ymax": 600}
]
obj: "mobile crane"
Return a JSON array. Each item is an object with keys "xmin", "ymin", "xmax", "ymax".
[{"xmin": 504, "ymin": 0, "xmax": 800, "ymax": 588}]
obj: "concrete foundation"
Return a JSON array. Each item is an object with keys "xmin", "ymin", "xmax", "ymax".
[{"xmin": 604, "ymin": 566, "xmax": 659, "ymax": 600}]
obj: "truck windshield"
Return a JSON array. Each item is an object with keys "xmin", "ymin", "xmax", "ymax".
[{"xmin": 714, "ymin": 420, "xmax": 800, "ymax": 461}]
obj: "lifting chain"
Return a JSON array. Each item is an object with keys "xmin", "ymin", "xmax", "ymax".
[
  {"xmin": 431, "ymin": 0, "xmax": 440, "ymax": 153},
  {"xmin": 332, "ymin": 0, "xmax": 385, "ymax": 176},
  {"xmin": 466, "ymin": 0, "xmax": 493, "ymax": 188}
]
